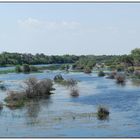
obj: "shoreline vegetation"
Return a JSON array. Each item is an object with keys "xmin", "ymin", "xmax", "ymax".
[{"xmin": 0, "ymin": 48, "xmax": 140, "ymax": 80}]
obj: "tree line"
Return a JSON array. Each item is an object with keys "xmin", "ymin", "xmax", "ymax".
[{"xmin": 0, "ymin": 48, "xmax": 140, "ymax": 69}]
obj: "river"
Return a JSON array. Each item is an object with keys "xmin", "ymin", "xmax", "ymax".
[{"xmin": 0, "ymin": 70, "xmax": 140, "ymax": 137}]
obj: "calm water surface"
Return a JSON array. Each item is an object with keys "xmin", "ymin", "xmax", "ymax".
[{"xmin": 0, "ymin": 70, "xmax": 140, "ymax": 137}]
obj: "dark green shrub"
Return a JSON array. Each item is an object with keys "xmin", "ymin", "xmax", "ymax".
[
  {"xmin": 127, "ymin": 66, "xmax": 134, "ymax": 73},
  {"xmin": 23, "ymin": 64, "xmax": 30, "ymax": 73},
  {"xmin": 15, "ymin": 65, "xmax": 22, "ymax": 73},
  {"xmin": 98, "ymin": 71, "xmax": 105, "ymax": 77},
  {"xmin": 97, "ymin": 106, "xmax": 109, "ymax": 120},
  {"xmin": 0, "ymin": 84, "xmax": 6, "ymax": 90},
  {"xmin": 54, "ymin": 74, "xmax": 64, "ymax": 82},
  {"xmin": 70, "ymin": 88, "xmax": 79, "ymax": 97}
]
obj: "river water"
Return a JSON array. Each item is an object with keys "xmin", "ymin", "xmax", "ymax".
[{"xmin": 0, "ymin": 70, "xmax": 140, "ymax": 137}]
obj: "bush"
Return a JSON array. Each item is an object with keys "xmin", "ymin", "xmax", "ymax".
[
  {"xmin": 98, "ymin": 71, "xmax": 105, "ymax": 77},
  {"xmin": 54, "ymin": 74, "xmax": 64, "ymax": 82},
  {"xmin": 5, "ymin": 77, "xmax": 54, "ymax": 109},
  {"xmin": 0, "ymin": 84, "xmax": 6, "ymax": 90},
  {"xmin": 4, "ymin": 91, "xmax": 26, "ymax": 109},
  {"xmin": 25, "ymin": 77, "xmax": 54, "ymax": 98},
  {"xmin": 70, "ymin": 88, "xmax": 79, "ymax": 97},
  {"xmin": 15, "ymin": 65, "xmax": 22, "ymax": 73},
  {"xmin": 22, "ymin": 64, "xmax": 30, "ymax": 73},
  {"xmin": 127, "ymin": 66, "xmax": 134, "ymax": 73},
  {"xmin": 97, "ymin": 106, "xmax": 109, "ymax": 120},
  {"xmin": 115, "ymin": 74, "xmax": 125, "ymax": 84},
  {"xmin": 84, "ymin": 67, "xmax": 92, "ymax": 74}
]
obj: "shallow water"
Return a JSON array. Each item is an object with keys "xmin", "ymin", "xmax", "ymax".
[{"xmin": 0, "ymin": 71, "xmax": 140, "ymax": 137}]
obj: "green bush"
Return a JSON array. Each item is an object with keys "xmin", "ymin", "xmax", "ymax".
[
  {"xmin": 98, "ymin": 71, "xmax": 105, "ymax": 77},
  {"xmin": 22, "ymin": 64, "xmax": 30, "ymax": 73},
  {"xmin": 15, "ymin": 65, "xmax": 22, "ymax": 73},
  {"xmin": 97, "ymin": 106, "xmax": 109, "ymax": 120},
  {"xmin": 54, "ymin": 74, "xmax": 64, "ymax": 82}
]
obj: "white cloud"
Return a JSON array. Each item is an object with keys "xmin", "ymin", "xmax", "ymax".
[{"xmin": 17, "ymin": 17, "xmax": 80, "ymax": 31}]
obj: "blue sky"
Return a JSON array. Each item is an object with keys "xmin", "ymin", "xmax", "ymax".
[{"xmin": 0, "ymin": 3, "xmax": 140, "ymax": 55}]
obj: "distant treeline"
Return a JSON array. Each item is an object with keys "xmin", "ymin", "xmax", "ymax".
[
  {"xmin": 0, "ymin": 52, "xmax": 118, "ymax": 66},
  {"xmin": 0, "ymin": 48, "xmax": 140, "ymax": 70}
]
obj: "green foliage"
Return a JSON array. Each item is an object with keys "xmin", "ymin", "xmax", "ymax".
[
  {"xmin": 0, "ymin": 84, "xmax": 6, "ymax": 90},
  {"xmin": 54, "ymin": 74, "xmax": 64, "ymax": 82},
  {"xmin": 131, "ymin": 48, "xmax": 140, "ymax": 65},
  {"xmin": 23, "ymin": 64, "xmax": 30, "ymax": 73},
  {"xmin": 97, "ymin": 106, "xmax": 109, "ymax": 120},
  {"xmin": 98, "ymin": 71, "xmax": 105, "ymax": 77},
  {"xmin": 15, "ymin": 65, "xmax": 22, "ymax": 73}
]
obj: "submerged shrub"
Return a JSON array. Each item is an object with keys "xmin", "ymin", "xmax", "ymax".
[
  {"xmin": 25, "ymin": 77, "xmax": 54, "ymax": 98},
  {"xmin": 54, "ymin": 74, "xmax": 64, "ymax": 82},
  {"xmin": 115, "ymin": 74, "xmax": 125, "ymax": 84},
  {"xmin": 84, "ymin": 67, "xmax": 92, "ymax": 74},
  {"xmin": 0, "ymin": 84, "xmax": 6, "ymax": 91},
  {"xmin": 4, "ymin": 91, "xmax": 26, "ymax": 109},
  {"xmin": 65, "ymin": 79, "xmax": 77, "ymax": 88},
  {"xmin": 97, "ymin": 106, "xmax": 109, "ymax": 120},
  {"xmin": 70, "ymin": 88, "xmax": 79, "ymax": 97},
  {"xmin": 98, "ymin": 71, "xmax": 105, "ymax": 77},
  {"xmin": 5, "ymin": 77, "xmax": 54, "ymax": 109}
]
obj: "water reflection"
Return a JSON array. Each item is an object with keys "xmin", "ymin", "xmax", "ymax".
[{"xmin": 25, "ymin": 97, "xmax": 52, "ymax": 126}]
